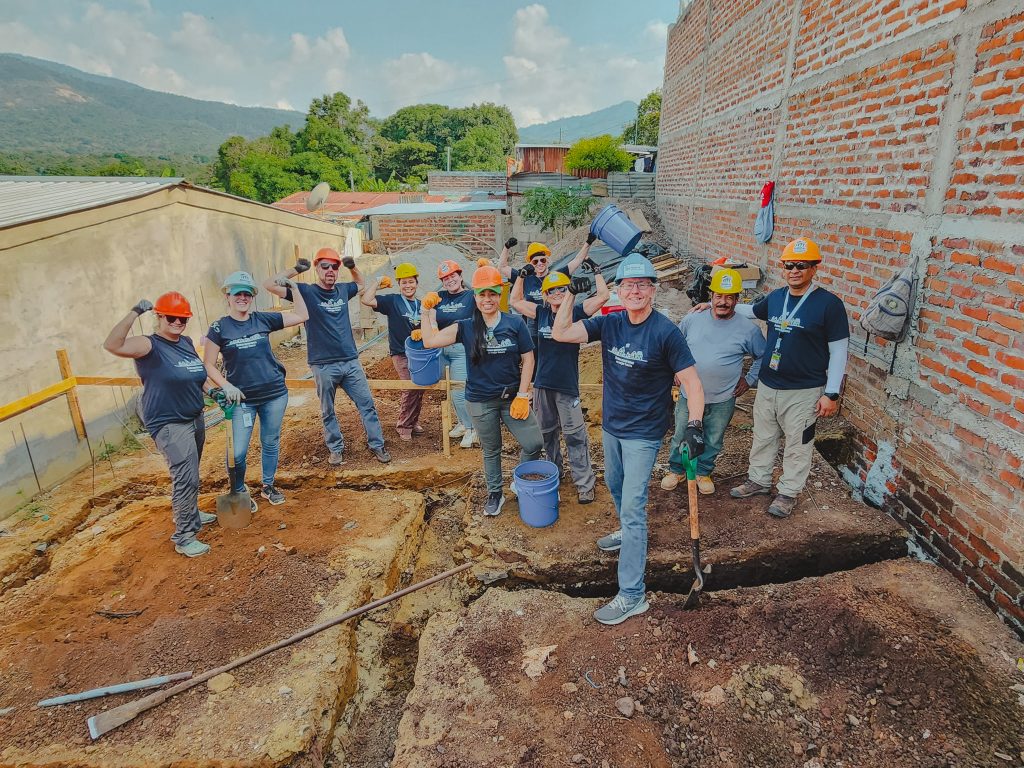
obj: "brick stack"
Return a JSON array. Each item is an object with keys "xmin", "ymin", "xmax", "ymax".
[{"xmin": 373, "ymin": 212, "xmax": 499, "ymax": 256}]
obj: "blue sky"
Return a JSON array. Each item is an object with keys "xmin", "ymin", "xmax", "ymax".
[{"xmin": 0, "ymin": 0, "xmax": 679, "ymax": 125}]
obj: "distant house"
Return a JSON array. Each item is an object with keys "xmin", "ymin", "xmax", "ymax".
[
  {"xmin": 272, "ymin": 191, "xmax": 449, "ymax": 222},
  {"xmin": 509, "ymin": 142, "xmax": 658, "ymax": 180}
]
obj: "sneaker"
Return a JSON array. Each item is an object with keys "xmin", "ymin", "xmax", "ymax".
[
  {"xmin": 593, "ymin": 594, "xmax": 649, "ymax": 626},
  {"xmin": 412, "ymin": 424, "xmax": 425, "ymax": 435},
  {"xmin": 482, "ymin": 491, "xmax": 505, "ymax": 517},
  {"xmin": 261, "ymin": 485, "xmax": 285, "ymax": 505},
  {"xmin": 578, "ymin": 487, "xmax": 595, "ymax": 504},
  {"xmin": 396, "ymin": 427, "xmax": 413, "ymax": 441},
  {"xmin": 174, "ymin": 539, "xmax": 210, "ymax": 558},
  {"xmin": 596, "ymin": 529, "xmax": 622, "ymax": 552},
  {"xmin": 372, "ymin": 446, "xmax": 392, "ymax": 463},
  {"xmin": 696, "ymin": 475, "xmax": 715, "ymax": 495},
  {"xmin": 449, "ymin": 423, "xmax": 467, "ymax": 439},
  {"xmin": 660, "ymin": 472, "xmax": 681, "ymax": 491},
  {"xmin": 767, "ymin": 494, "xmax": 797, "ymax": 518},
  {"xmin": 459, "ymin": 429, "xmax": 478, "ymax": 449},
  {"xmin": 329, "ymin": 451, "xmax": 345, "ymax": 466},
  {"xmin": 198, "ymin": 511, "xmax": 217, "ymax": 526},
  {"xmin": 730, "ymin": 479, "xmax": 771, "ymax": 498},
  {"xmin": 249, "ymin": 496, "xmax": 259, "ymax": 514}
]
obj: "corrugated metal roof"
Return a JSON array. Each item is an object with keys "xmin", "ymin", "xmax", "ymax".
[
  {"xmin": 360, "ymin": 201, "xmax": 507, "ymax": 216},
  {"xmin": 0, "ymin": 176, "xmax": 184, "ymax": 229}
]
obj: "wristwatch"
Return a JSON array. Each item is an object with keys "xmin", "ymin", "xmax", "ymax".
[
  {"xmin": 824, "ymin": 392, "xmax": 840, "ymax": 401},
  {"xmin": 687, "ymin": 419, "xmax": 703, "ymax": 429}
]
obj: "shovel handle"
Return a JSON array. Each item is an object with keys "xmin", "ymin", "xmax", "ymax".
[
  {"xmin": 687, "ymin": 479, "xmax": 700, "ymax": 541},
  {"xmin": 224, "ymin": 411, "xmax": 235, "ymax": 470}
]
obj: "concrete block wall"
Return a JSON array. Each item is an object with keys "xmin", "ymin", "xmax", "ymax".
[
  {"xmin": 427, "ymin": 172, "xmax": 507, "ymax": 197},
  {"xmin": 372, "ymin": 211, "xmax": 504, "ymax": 257},
  {"xmin": 657, "ymin": 0, "xmax": 1024, "ymax": 636}
]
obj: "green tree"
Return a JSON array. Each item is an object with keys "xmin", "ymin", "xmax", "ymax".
[
  {"xmin": 621, "ymin": 90, "xmax": 661, "ymax": 145},
  {"xmin": 379, "ymin": 104, "xmax": 454, "ymax": 150},
  {"xmin": 451, "ymin": 125, "xmax": 505, "ymax": 171},
  {"xmin": 376, "ymin": 139, "xmax": 437, "ymax": 182},
  {"xmin": 520, "ymin": 186, "xmax": 595, "ymax": 241},
  {"xmin": 564, "ymin": 135, "xmax": 633, "ymax": 173}
]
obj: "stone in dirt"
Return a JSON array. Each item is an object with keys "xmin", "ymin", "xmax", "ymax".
[
  {"xmin": 208, "ymin": 672, "xmax": 236, "ymax": 693},
  {"xmin": 615, "ymin": 697, "xmax": 635, "ymax": 717}
]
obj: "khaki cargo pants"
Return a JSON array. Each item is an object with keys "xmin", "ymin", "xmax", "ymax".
[{"xmin": 747, "ymin": 384, "xmax": 823, "ymax": 497}]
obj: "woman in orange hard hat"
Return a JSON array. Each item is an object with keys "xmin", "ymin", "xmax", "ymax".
[
  {"xmin": 433, "ymin": 259, "xmax": 477, "ymax": 448},
  {"xmin": 360, "ymin": 262, "xmax": 425, "ymax": 441},
  {"xmin": 103, "ymin": 292, "xmax": 216, "ymax": 558},
  {"xmin": 421, "ymin": 266, "xmax": 543, "ymax": 518}
]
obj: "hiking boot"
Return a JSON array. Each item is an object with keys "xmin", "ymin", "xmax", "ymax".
[
  {"xmin": 371, "ymin": 446, "xmax": 392, "ymax": 464},
  {"xmin": 261, "ymin": 485, "xmax": 285, "ymax": 505},
  {"xmin": 175, "ymin": 539, "xmax": 210, "ymax": 558},
  {"xmin": 329, "ymin": 451, "xmax": 345, "ymax": 466},
  {"xmin": 660, "ymin": 472, "xmax": 681, "ymax": 491},
  {"xmin": 482, "ymin": 491, "xmax": 505, "ymax": 517},
  {"xmin": 696, "ymin": 475, "xmax": 715, "ymax": 495},
  {"xmin": 730, "ymin": 479, "xmax": 771, "ymax": 498},
  {"xmin": 460, "ymin": 429, "xmax": 478, "ymax": 448},
  {"xmin": 449, "ymin": 423, "xmax": 467, "ymax": 439},
  {"xmin": 396, "ymin": 427, "xmax": 413, "ymax": 441},
  {"xmin": 767, "ymin": 494, "xmax": 797, "ymax": 518},
  {"xmin": 198, "ymin": 511, "xmax": 217, "ymax": 526},
  {"xmin": 596, "ymin": 529, "xmax": 622, "ymax": 553},
  {"xmin": 578, "ymin": 487, "xmax": 595, "ymax": 504},
  {"xmin": 593, "ymin": 594, "xmax": 649, "ymax": 626}
]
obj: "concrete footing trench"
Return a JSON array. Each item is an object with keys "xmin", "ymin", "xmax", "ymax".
[{"xmin": 0, "ymin": 368, "xmax": 1021, "ymax": 768}]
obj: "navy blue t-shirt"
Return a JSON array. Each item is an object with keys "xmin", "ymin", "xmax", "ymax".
[
  {"xmin": 752, "ymin": 287, "xmax": 849, "ymax": 390},
  {"xmin": 134, "ymin": 335, "xmax": 207, "ymax": 435},
  {"xmin": 286, "ymin": 281, "xmax": 360, "ymax": 365},
  {"xmin": 535, "ymin": 304, "xmax": 589, "ymax": 396},
  {"xmin": 455, "ymin": 314, "xmax": 534, "ymax": 402},
  {"xmin": 435, "ymin": 289, "xmax": 475, "ymax": 329},
  {"xmin": 511, "ymin": 266, "xmax": 570, "ymax": 306},
  {"xmin": 374, "ymin": 293, "xmax": 421, "ymax": 356},
  {"xmin": 583, "ymin": 310, "xmax": 695, "ymax": 441},
  {"xmin": 206, "ymin": 312, "xmax": 287, "ymax": 405}
]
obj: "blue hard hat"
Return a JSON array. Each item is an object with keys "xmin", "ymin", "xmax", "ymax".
[{"xmin": 615, "ymin": 252, "xmax": 657, "ymax": 283}]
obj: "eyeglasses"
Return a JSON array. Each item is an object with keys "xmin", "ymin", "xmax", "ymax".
[
  {"xmin": 781, "ymin": 261, "xmax": 816, "ymax": 271},
  {"xmin": 619, "ymin": 280, "xmax": 654, "ymax": 292},
  {"xmin": 546, "ymin": 287, "xmax": 568, "ymax": 295},
  {"xmin": 165, "ymin": 316, "xmax": 188, "ymax": 325},
  {"xmin": 531, "ymin": 258, "xmax": 548, "ymax": 265},
  {"xmin": 317, "ymin": 262, "xmax": 340, "ymax": 271},
  {"xmin": 232, "ymin": 291, "xmax": 254, "ymax": 298}
]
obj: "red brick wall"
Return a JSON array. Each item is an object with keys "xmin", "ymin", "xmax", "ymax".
[
  {"xmin": 427, "ymin": 172, "xmax": 507, "ymax": 197},
  {"xmin": 657, "ymin": 0, "xmax": 1024, "ymax": 636},
  {"xmin": 373, "ymin": 212, "xmax": 498, "ymax": 257}
]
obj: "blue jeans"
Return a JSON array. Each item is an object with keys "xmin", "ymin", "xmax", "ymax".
[
  {"xmin": 311, "ymin": 359, "xmax": 385, "ymax": 454},
  {"xmin": 602, "ymin": 430, "xmax": 661, "ymax": 602},
  {"xmin": 440, "ymin": 343, "xmax": 471, "ymax": 429},
  {"xmin": 230, "ymin": 393, "xmax": 287, "ymax": 491},
  {"xmin": 667, "ymin": 396, "xmax": 737, "ymax": 477}
]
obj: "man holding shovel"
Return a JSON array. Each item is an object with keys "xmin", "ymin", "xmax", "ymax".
[{"xmin": 553, "ymin": 252, "xmax": 705, "ymax": 625}]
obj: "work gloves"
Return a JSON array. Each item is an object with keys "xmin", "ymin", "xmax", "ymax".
[
  {"xmin": 294, "ymin": 258, "xmax": 311, "ymax": 274},
  {"xmin": 519, "ymin": 263, "xmax": 536, "ymax": 277},
  {"xmin": 342, "ymin": 256, "xmax": 356, "ymax": 269},
  {"xmin": 510, "ymin": 394, "xmax": 531, "ymax": 420},
  {"xmin": 569, "ymin": 276, "xmax": 591, "ymax": 295},
  {"xmin": 586, "ymin": 232, "xmax": 597, "ymax": 246},
  {"xmin": 379, "ymin": 276, "xmax": 393, "ymax": 288},
  {"xmin": 683, "ymin": 421, "xmax": 705, "ymax": 459},
  {"xmin": 422, "ymin": 292, "xmax": 441, "ymax": 310},
  {"xmin": 221, "ymin": 382, "xmax": 245, "ymax": 406},
  {"xmin": 505, "ymin": 237, "xmax": 518, "ymax": 249},
  {"xmin": 477, "ymin": 258, "xmax": 491, "ymax": 267},
  {"xmin": 131, "ymin": 299, "xmax": 153, "ymax": 315},
  {"xmin": 274, "ymin": 277, "xmax": 298, "ymax": 290},
  {"xmin": 410, "ymin": 329, "xmax": 423, "ymax": 342},
  {"xmin": 581, "ymin": 257, "xmax": 600, "ymax": 273}
]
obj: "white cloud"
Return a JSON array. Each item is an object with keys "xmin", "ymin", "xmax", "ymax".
[
  {"xmin": 378, "ymin": 52, "xmax": 461, "ymax": 108},
  {"xmin": 170, "ymin": 12, "xmax": 243, "ymax": 73},
  {"xmin": 645, "ymin": 20, "xmax": 669, "ymax": 47}
]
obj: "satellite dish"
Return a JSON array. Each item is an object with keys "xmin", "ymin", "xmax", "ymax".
[{"xmin": 306, "ymin": 182, "xmax": 330, "ymax": 214}]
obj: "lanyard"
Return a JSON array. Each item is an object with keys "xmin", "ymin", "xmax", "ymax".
[
  {"xmin": 773, "ymin": 287, "xmax": 815, "ymax": 351},
  {"xmin": 401, "ymin": 295, "xmax": 421, "ymax": 325}
]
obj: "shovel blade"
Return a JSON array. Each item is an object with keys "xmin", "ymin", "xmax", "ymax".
[{"xmin": 216, "ymin": 491, "xmax": 252, "ymax": 529}]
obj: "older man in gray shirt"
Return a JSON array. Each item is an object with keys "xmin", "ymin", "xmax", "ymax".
[{"xmin": 662, "ymin": 268, "xmax": 766, "ymax": 494}]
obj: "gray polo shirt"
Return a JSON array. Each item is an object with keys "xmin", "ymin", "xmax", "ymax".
[{"xmin": 678, "ymin": 310, "xmax": 766, "ymax": 403}]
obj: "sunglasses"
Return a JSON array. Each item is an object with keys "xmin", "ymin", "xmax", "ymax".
[
  {"xmin": 531, "ymin": 258, "xmax": 548, "ymax": 265},
  {"xmin": 546, "ymin": 286, "xmax": 568, "ymax": 295},
  {"xmin": 317, "ymin": 262, "xmax": 340, "ymax": 271},
  {"xmin": 164, "ymin": 316, "xmax": 188, "ymax": 325},
  {"xmin": 782, "ymin": 261, "xmax": 816, "ymax": 271}
]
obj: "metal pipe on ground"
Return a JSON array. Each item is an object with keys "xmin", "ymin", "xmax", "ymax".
[{"xmin": 37, "ymin": 672, "xmax": 193, "ymax": 708}]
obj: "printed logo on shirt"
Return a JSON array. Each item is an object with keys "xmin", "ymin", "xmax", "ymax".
[
  {"xmin": 538, "ymin": 323, "xmax": 553, "ymax": 339},
  {"xmin": 437, "ymin": 303, "xmax": 464, "ymax": 314},
  {"xmin": 486, "ymin": 336, "xmax": 516, "ymax": 355},
  {"xmin": 176, "ymin": 358, "xmax": 205, "ymax": 373},
  {"xmin": 528, "ymin": 288, "xmax": 543, "ymax": 302},
  {"xmin": 319, "ymin": 297, "xmax": 347, "ymax": 314},
  {"xmin": 768, "ymin": 314, "xmax": 803, "ymax": 333},
  {"xmin": 226, "ymin": 334, "xmax": 266, "ymax": 350},
  {"xmin": 609, "ymin": 344, "xmax": 647, "ymax": 368}
]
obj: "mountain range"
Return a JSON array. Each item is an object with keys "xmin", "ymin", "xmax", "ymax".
[{"xmin": 516, "ymin": 101, "xmax": 638, "ymax": 144}]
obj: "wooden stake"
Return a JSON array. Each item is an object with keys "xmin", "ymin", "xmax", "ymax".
[
  {"xmin": 441, "ymin": 365, "xmax": 452, "ymax": 457},
  {"xmin": 56, "ymin": 349, "xmax": 87, "ymax": 440}
]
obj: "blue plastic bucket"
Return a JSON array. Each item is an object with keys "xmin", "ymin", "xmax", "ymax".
[
  {"xmin": 514, "ymin": 460, "xmax": 560, "ymax": 528},
  {"xmin": 590, "ymin": 204, "xmax": 643, "ymax": 256},
  {"xmin": 404, "ymin": 337, "xmax": 443, "ymax": 386}
]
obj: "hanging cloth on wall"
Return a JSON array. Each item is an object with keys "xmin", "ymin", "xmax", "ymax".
[{"xmin": 754, "ymin": 181, "xmax": 775, "ymax": 244}]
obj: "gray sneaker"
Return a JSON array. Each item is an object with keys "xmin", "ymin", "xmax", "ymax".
[
  {"xmin": 371, "ymin": 446, "xmax": 392, "ymax": 463},
  {"xmin": 329, "ymin": 451, "xmax": 345, "ymax": 465},
  {"xmin": 767, "ymin": 494, "xmax": 797, "ymax": 518},
  {"xmin": 261, "ymin": 485, "xmax": 285, "ymax": 505},
  {"xmin": 249, "ymin": 496, "xmax": 258, "ymax": 514},
  {"xmin": 730, "ymin": 480, "xmax": 771, "ymax": 498},
  {"xmin": 482, "ymin": 492, "xmax": 505, "ymax": 517},
  {"xmin": 578, "ymin": 487, "xmax": 595, "ymax": 504},
  {"xmin": 174, "ymin": 539, "xmax": 210, "ymax": 558},
  {"xmin": 596, "ymin": 529, "xmax": 622, "ymax": 552},
  {"xmin": 198, "ymin": 511, "xmax": 217, "ymax": 526},
  {"xmin": 593, "ymin": 594, "xmax": 649, "ymax": 625}
]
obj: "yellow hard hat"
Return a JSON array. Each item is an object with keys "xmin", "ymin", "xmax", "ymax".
[
  {"xmin": 541, "ymin": 271, "xmax": 570, "ymax": 293},
  {"xmin": 709, "ymin": 268, "xmax": 743, "ymax": 295},
  {"xmin": 781, "ymin": 237, "xmax": 822, "ymax": 262},
  {"xmin": 526, "ymin": 242, "xmax": 551, "ymax": 261},
  {"xmin": 394, "ymin": 262, "xmax": 418, "ymax": 279}
]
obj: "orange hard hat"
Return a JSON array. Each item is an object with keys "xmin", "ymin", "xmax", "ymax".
[
  {"xmin": 471, "ymin": 266, "xmax": 503, "ymax": 293},
  {"xmin": 314, "ymin": 247, "xmax": 342, "ymax": 264},
  {"xmin": 438, "ymin": 260, "xmax": 463, "ymax": 279},
  {"xmin": 781, "ymin": 237, "xmax": 822, "ymax": 262},
  {"xmin": 153, "ymin": 291, "xmax": 193, "ymax": 317}
]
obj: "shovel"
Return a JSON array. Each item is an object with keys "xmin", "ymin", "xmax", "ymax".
[
  {"xmin": 216, "ymin": 405, "xmax": 252, "ymax": 529},
  {"xmin": 681, "ymin": 444, "xmax": 705, "ymax": 609}
]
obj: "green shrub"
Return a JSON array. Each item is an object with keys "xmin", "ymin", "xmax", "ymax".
[{"xmin": 564, "ymin": 135, "xmax": 633, "ymax": 173}]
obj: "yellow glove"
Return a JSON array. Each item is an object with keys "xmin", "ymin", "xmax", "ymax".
[
  {"xmin": 477, "ymin": 258, "xmax": 491, "ymax": 267},
  {"xmin": 510, "ymin": 394, "xmax": 530, "ymax": 420},
  {"xmin": 422, "ymin": 291, "xmax": 441, "ymax": 310},
  {"xmin": 379, "ymin": 276, "xmax": 392, "ymax": 288},
  {"xmin": 410, "ymin": 329, "xmax": 423, "ymax": 341}
]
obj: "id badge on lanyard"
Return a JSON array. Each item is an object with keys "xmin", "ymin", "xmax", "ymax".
[{"xmin": 770, "ymin": 289, "xmax": 814, "ymax": 372}]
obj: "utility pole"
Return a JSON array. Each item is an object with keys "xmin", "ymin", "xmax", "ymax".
[
  {"xmin": 446, "ymin": 146, "xmax": 451, "ymax": 172},
  {"xmin": 349, "ymin": 170, "xmax": 355, "ymax": 191}
]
